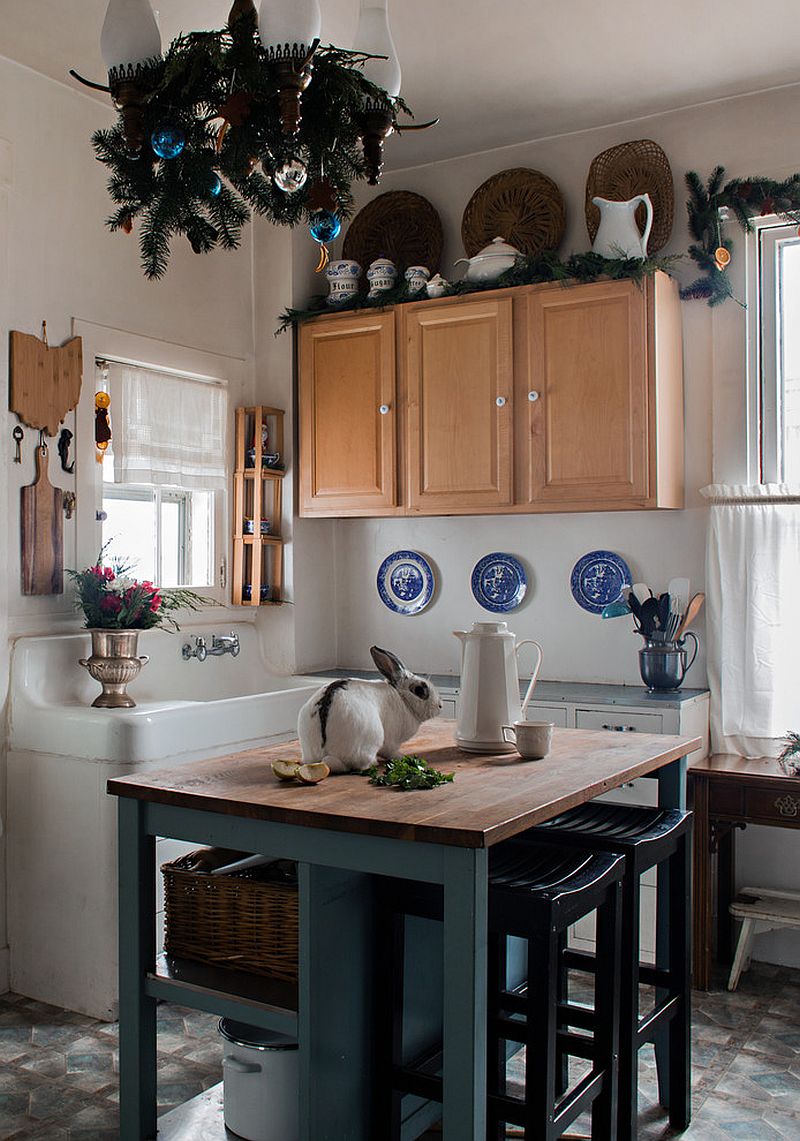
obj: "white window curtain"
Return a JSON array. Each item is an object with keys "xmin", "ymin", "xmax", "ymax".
[
  {"xmin": 108, "ymin": 362, "xmax": 228, "ymax": 490},
  {"xmin": 702, "ymin": 483, "xmax": 800, "ymax": 757}
]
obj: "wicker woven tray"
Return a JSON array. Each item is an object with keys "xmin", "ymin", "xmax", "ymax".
[
  {"xmin": 342, "ymin": 190, "xmax": 443, "ymax": 274},
  {"xmin": 585, "ymin": 139, "xmax": 674, "ymax": 254},
  {"xmin": 461, "ymin": 168, "xmax": 567, "ymax": 258},
  {"xmin": 162, "ymin": 851, "xmax": 298, "ymax": 982}
]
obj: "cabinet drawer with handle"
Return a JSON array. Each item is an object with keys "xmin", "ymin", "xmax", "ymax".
[{"xmin": 575, "ymin": 709, "xmax": 664, "ymax": 734}]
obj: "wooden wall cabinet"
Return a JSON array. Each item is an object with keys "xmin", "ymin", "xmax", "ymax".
[
  {"xmin": 232, "ymin": 406, "xmax": 284, "ymax": 605},
  {"xmin": 298, "ymin": 311, "xmax": 397, "ymax": 516},
  {"xmin": 297, "ymin": 272, "xmax": 684, "ymax": 518}
]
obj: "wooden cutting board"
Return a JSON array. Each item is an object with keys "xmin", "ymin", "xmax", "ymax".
[{"xmin": 21, "ymin": 445, "xmax": 63, "ymax": 595}]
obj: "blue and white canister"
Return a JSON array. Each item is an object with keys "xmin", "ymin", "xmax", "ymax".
[
  {"xmin": 325, "ymin": 259, "xmax": 361, "ymax": 306},
  {"xmin": 367, "ymin": 257, "xmax": 397, "ymax": 298},
  {"xmin": 404, "ymin": 265, "xmax": 430, "ymax": 294}
]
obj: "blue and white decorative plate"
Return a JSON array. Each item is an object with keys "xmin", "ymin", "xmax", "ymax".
[
  {"xmin": 376, "ymin": 551, "xmax": 435, "ymax": 615},
  {"xmin": 471, "ymin": 553, "xmax": 528, "ymax": 613},
  {"xmin": 570, "ymin": 550, "xmax": 632, "ymax": 614}
]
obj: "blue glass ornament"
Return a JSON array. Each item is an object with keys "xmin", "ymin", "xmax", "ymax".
[
  {"xmin": 209, "ymin": 173, "xmax": 222, "ymax": 197},
  {"xmin": 309, "ymin": 210, "xmax": 341, "ymax": 244},
  {"xmin": 151, "ymin": 124, "xmax": 186, "ymax": 160}
]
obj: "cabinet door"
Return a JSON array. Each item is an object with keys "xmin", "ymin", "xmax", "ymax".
[
  {"xmin": 404, "ymin": 297, "xmax": 514, "ymax": 512},
  {"xmin": 299, "ymin": 312, "xmax": 396, "ymax": 515},
  {"xmin": 521, "ymin": 279, "xmax": 649, "ymax": 507}
]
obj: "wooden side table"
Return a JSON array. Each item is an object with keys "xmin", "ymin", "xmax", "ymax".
[{"xmin": 688, "ymin": 754, "xmax": 800, "ymax": 990}]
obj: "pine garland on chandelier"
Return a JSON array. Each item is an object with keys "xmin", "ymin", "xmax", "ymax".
[{"xmin": 88, "ymin": 7, "xmax": 414, "ymax": 279}]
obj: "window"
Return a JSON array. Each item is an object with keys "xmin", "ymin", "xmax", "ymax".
[
  {"xmin": 758, "ymin": 223, "xmax": 800, "ymax": 483},
  {"xmin": 98, "ymin": 360, "xmax": 228, "ymax": 589}
]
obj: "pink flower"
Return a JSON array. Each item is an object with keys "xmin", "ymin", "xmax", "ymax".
[{"xmin": 149, "ymin": 593, "xmax": 162, "ymax": 613}]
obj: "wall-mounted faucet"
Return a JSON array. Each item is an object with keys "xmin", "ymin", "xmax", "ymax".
[{"xmin": 182, "ymin": 633, "xmax": 240, "ymax": 662}]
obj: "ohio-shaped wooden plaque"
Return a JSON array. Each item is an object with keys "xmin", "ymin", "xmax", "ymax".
[{"xmin": 10, "ymin": 331, "xmax": 83, "ymax": 437}]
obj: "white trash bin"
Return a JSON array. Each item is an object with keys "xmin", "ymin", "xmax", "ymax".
[{"xmin": 218, "ymin": 1019, "xmax": 299, "ymax": 1141}]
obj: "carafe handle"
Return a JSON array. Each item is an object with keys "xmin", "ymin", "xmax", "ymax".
[{"xmin": 515, "ymin": 639, "xmax": 543, "ymax": 718}]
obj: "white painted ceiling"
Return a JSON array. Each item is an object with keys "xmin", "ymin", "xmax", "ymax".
[{"xmin": 6, "ymin": 0, "xmax": 800, "ymax": 168}]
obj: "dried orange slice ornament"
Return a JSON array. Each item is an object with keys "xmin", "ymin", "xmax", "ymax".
[{"xmin": 714, "ymin": 246, "xmax": 731, "ymax": 270}]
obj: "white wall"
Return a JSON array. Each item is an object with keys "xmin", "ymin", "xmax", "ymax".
[{"xmin": 291, "ymin": 84, "xmax": 800, "ymax": 967}]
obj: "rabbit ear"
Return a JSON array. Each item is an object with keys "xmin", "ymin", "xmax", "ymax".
[{"xmin": 370, "ymin": 645, "xmax": 407, "ymax": 686}]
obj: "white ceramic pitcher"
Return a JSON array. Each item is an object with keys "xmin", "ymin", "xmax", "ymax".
[
  {"xmin": 453, "ymin": 621, "xmax": 543, "ymax": 753},
  {"xmin": 591, "ymin": 193, "xmax": 654, "ymax": 260}
]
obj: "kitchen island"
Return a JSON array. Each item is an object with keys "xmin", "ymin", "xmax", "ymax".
[{"xmin": 108, "ymin": 720, "xmax": 701, "ymax": 1141}]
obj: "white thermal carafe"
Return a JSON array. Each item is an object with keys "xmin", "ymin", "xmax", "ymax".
[{"xmin": 453, "ymin": 621, "xmax": 543, "ymax": 752}]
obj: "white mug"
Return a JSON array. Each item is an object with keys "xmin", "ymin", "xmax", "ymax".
[{"xmin": 501, "ymin": 720, "xmax": 554, "ymax": 760}]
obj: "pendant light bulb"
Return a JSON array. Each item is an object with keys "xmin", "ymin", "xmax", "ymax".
[
  {"xmin": 100, "ymin": 0, "xmax": 162, "ymax": 77},
  {"xmin": 355, "ymin": 0, "xmax": 401, "ymax": 99},
  {"xmin": 259, "ymin": 0, "xmax": 321, "ymax": 59}
]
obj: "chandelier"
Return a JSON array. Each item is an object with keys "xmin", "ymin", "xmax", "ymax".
[{"xmin": 71, "ymin": 0, "xmax": 435, "ymax": 279}]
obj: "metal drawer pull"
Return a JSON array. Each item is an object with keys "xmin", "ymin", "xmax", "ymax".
[
  {"xmin": 775, "ymin": 794, "xmax": 800, "ymax": 818},
  {"xmin": 602, "ymin": 723, "xmax": 637, "ymax": 732},
  {"xmin": 379, "ymin": 404, "xmax": 390, "ymax": 415},
  {"xmin": 496, "ymin": 396, "xmax": 507, "ymax": 407},
  {"xmin": 528, "ymin": 390, "xmax": 540, "ymax": 402}
]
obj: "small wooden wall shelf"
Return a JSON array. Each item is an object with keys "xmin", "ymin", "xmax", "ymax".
[{"xmin": 232, "ymin": 406, "xmax": 284, "ymax": 606}]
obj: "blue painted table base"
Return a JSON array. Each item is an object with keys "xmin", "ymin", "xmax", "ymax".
[{"xmin": 116, "ymin": 757, "xmax": 686, "ymax": 1140}]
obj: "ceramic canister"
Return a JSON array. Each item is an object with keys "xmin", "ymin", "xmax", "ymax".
[
  {"xmin": 367, "ymin": 257, "xmax": 397, "ymax": 297},
  {"xmin": 404, "ymin": 265, "xmax": 430, "ymax": 293},
  {"xmin": 325, "ymin": 259, "xmax": 361, "ymax": 306}
]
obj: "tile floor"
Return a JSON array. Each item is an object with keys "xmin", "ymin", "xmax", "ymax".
[{"xmin": 1, "ymin": 962, "xmax": 799, "ymax": 1139}]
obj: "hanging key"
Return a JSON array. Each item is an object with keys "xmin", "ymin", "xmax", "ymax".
[{"xmin": 12, "ymin": 426, "xmax": 23, "ymax": 463}]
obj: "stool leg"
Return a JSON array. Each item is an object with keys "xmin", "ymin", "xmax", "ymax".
[
  {"xmin": 374, "ymin": 905, "xmax": 406, "ymax": 1141},
  {"xmin": 664, "ymin": 833, "xmax": 691, "ymax": 1130},
  {"xmin": 591, "ymin": 880, "xmax": 622, "ymax": 1141},
  {"xmin": 524, "ymin": 930, "xmax": 560, "ymax": 1141},
  {"xmin": 617, "ymin": 868, "xmax": 641, "ymax": 1141},
  {"xmin": 728, "ymin": 918, "xmax": 755, "ymax": 991},
  {"xmin": 556, "ymin": 930, "xmax": 570, "ymax": 1097}
]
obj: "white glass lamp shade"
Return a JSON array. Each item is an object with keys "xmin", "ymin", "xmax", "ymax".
[
  {"xmin": 259, "ymin": 0, "xmax": 321, "ymax": 59},
  {"xmin": 355, "ymin": 0, "xmax": 401, "ymax": 98},
  {"xmin": 100, "ymin": 0, "xmax": 161, "ymax": 77}
]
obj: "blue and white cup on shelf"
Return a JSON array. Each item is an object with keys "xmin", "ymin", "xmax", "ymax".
[
  {"xmin": 242, "ymin": 584, "xmax": 271, "ymax": 602},
  {"xmin": 367, "ymin": 257, "xmax": 397, "ymax": 299},
  {"xmin": 325, "ymin": 260, "xmax": 361, "ymax": 306}
]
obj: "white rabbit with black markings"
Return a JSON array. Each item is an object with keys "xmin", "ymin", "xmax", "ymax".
[{"xmin": 297, "ymin": 646, "xmax": 442, "ymax": 773}]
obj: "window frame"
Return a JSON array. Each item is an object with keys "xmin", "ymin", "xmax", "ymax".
[
  {"xmin": 102, "ymin": 483, "xmax": 196, "ymax": 587},
  {"xmin": 72, "ymin": 320, "xmax": 246, "ymax": 602},
  {"xmin": 750, "ymin": 219, "xmax": 800, "ymax": 483}
]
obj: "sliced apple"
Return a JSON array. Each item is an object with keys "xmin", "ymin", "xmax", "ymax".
[
  {"xmin": 296, "ymin": 762, "xmax": 330, "ymax": 785},
  {"xmin": 272, "ymin": 760, "xmax": 301, "ymax": 782}
]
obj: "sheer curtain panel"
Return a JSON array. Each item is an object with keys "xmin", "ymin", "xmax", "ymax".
[
  {"xmin": 109, "ymin": 363, "xmax": 228, "ymax": 490},
  {"xmin": 702, "ymin": 484, "xmax": 800, "ymax": 757}
]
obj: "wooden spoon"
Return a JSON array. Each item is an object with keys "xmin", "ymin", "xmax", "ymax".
[{"xmin": 676, "ymin": 592, "xmax": 705, "ymax": 640}]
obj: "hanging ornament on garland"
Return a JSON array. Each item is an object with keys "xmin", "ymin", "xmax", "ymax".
[
  {"xmin": 151, "ymin": 123, "xmax": 186, "ymax": 160},
  {"xmin": 121, "ymin": 212, "xmax": 133, "ymax": 234},
  {"xmin": 209, "ymin": 173, "xmax": 223, "ymax": 198},
  {"xmin": 210, "ymin": 91, "xmax": 255, "ymax": 153},
  {"xmin": 272, "ymin": 159, "xmax": 308, "ymax": 193},
  {"xmin": 309, "ymin": 210, "xmax": 341, "ymax": 271},
  {"xmin": 714, "ymin": 246, "xmax": 731, "ymax": 270}
]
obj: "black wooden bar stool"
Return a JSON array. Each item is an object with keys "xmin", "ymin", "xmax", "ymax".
[
  {"xmin": 528, "ymin": 804, "xmax": 693, "ymax": 1141},
  {"xmin": 374, "ymin": 841, "xmax": 626, "ymax": 1140}
]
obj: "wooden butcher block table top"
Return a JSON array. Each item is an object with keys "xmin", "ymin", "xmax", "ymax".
[{"xmin": 108, "ymin": 720, "xmax": 702, "ymax": 849}]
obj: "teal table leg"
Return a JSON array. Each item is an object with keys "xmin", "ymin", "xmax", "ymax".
[
  {"xmin": 118, "ymin": 799, "xmax": 157, "ymax": 1141},
  {"xmin": 654, "ymin": 754, "xmax": 689, "ymax": 1113},
  {"xmin": 299, "ymin": 864, "xmax": 375, "ymax": 1140},
  {"xmin": 442, "ymin": 846, "xmax": 488, "ymax": 1141}
]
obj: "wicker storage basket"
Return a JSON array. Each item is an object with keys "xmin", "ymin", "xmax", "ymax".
[
  {"xmin": 162, "ymin": 851, "xmax": 298, "ymax": 982},
  {"xmin": 461, "ymin": 168, "xmax": 567, "ymax": 258}
]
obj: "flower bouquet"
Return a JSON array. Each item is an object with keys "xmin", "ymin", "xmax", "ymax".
[{"xmin": 68, "ymin": 554, "xmax": 210, "ymax": 632}]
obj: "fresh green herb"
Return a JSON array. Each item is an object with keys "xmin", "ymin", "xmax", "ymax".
[{"xmin": 365, "ymin": 755, "xmax": 455, "ymax": 791}]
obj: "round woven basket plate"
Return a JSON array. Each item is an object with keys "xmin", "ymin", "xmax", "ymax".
[
  {"xmin": 585, "ymin": 139, "xmax": 674, "ymax": 254},
  {"xmin": 342, "ymin": 191, "xmax": 443, "ymax": 275},
  {"xmin": 461, "ymin": 168, "xmax": 567, "ymax": 258}
]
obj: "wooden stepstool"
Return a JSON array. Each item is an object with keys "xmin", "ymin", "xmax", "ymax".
[{"xmin": 728, "ymin": 887, "xmax": 800, "ymax": 990}]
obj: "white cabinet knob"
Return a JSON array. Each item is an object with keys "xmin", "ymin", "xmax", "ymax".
[
  {"xmin": 379, "ymin": 404, "xmax": 390, "ymax": 415},
  {"xmin": 528, "ymin": 390, "xmax": 540, "ymax": 402},
  {"xmin": 495, "ymin": 396, "xmax": 507, "ymax": 408}
]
